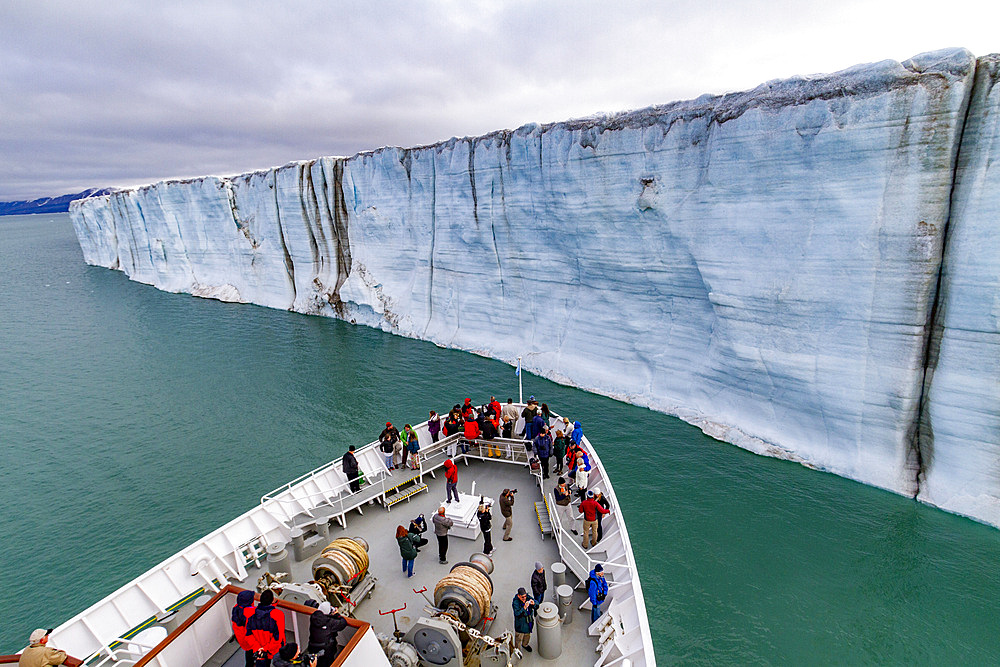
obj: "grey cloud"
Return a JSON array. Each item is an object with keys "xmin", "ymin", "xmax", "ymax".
[{"xmin": 1, "ymin": 0, "xmax": 994, "ymax": 200}]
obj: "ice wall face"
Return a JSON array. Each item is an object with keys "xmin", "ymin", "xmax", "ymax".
[
  {"xmin": 919, "ymin": 55, "xmax": 1000, "ymax": 524},
  {"xmin": 72, "ymin": 48, "xmax": 1000, "ymax": 523}
]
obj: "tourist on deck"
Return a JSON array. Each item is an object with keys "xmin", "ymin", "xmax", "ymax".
[
  {"xmin": 571, "ymin": 420, "xmax": 584, "ymax": 448},
  {"xmin": 463, "ymin": 414, "xmax": 481, "ymax": 441},
  {"xmin": 433, "ymin": 506, "xmax": 454, "ymax": 563},
  {"xmin": 428, "ymin": 410, "xmax": 441, "ymax": 442},
  {"xmin": 461, "ymin": 398, "xmax": 475, "ymax": 419},
  {"xmin": 499, "ymin": 488, "xmax": 516, "ymax": 541},
  {"xmin": 533, "ymin": 426, "xmax": 553, "ymax": 479},
  {"xmin": 530, "ymin": 562, "xmax": 547, "ymax": 607},
  {"xmin": 588, "ymin": 565, "xmax": 609, "ymax": 623},
  {"xmin": 408, "ymin": 514, "xmax": 429, "ymax": 549},
  {"xmin": 531, "ymin": 412, "xmax": 547, "ymax": 446},
  {"xmin": 307, "ymin": 601, "xmax": 347, "ymax": 667},
  {"xmin": 342, "ymin": 445, "xmax": 360, "ymax": 493},
  {"xmin": 489, "ymin": 396, "xmax": 502, "ymax": 420},
  {"xmin": 443, "ymin": 458, "xmax": 459, "ymax": 503},
  {"xmin": 397, "ymin": 524, "xmax": 420, "ymax": 578},
  {"xmin": 512, "ymin": 588, "xmax": 536, "ymax": 653},
  {"xmin": 579, "ymin": 490, "xmax": 611, "ymax": 549},
  {"xmin": 481, "ymin": 414, "xmax": 498, "ymax": 441},
  {"xmin": 568, "ymin": 444, "xmax": 591, "ymax": 476},
  {"xmin": 406, "ymin": 428, "xmax": 420, "ymax": 469},
  {"xmin": 477, "ymin": 499, "xmax": 494, "ymax": 556},
  {"xmin": 380, "ymin": 437, "xmax": 395, "ymax": 470},
  {"xmin": 552, "ymin": 430, "xmax": 568, "ymax": 475},
  {"xmin": 573, "ymin": 461, "xmax": 589, "ymax": 501},
  {"xmin": 400, "ymin": 424, "xmax": 415, "ymax": 468},
  {"xmin": 500, "ymin": 415, "xmax": 514, "ymax": 439},
  {"xmin": 379, "ymin": 422, "xmax": 400, "ymax": 470},
  {"xmin": 272, "ymin": 642, "xmax": 317, "ymax": 667},
  {"xmin": 501, "ymin": 398, "xmax": 519, "ymax": 422},
  {"xmin": 443, "ymin": 409, "xmax": 461, "ymax": 454},
  {"xmin": 594, "ymin": 488, "xmax": 611, "ymax": 543},
  {"xmin": 521, "ymin": 401, "xmax": 538, "ymax": 440},
  {"xmin": 247, "ymin": 589, "xmax": 284, "ymax": 667},
  {"xmin": 17, "ymin": 629, "xmax": 66, "ymax": 667},
  {"xmin": 232, "ymin": 590, "xmax": 257, "ymax": 667},
  {"xmin": 540, "ymin": 403, "xmax": 554, "ymax": 427},
  {"xmin": 554, "ymin": 477, "xmax": 576, "ymax": 535}
]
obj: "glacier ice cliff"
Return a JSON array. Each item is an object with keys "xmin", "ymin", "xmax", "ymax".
[{"xmin": 71, "ymin": 48, "xmax": 1000, "ymax": 526}]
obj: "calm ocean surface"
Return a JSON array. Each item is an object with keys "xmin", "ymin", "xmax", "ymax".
[{"xmin": 2, "ymin": 213, "xmax": 999, "ymax": 663}]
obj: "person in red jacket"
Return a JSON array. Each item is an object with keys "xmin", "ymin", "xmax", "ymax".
[
  {"xmin": 464, "ymin": 415, "xmax": 481, "ymax": 440},
  {"xmin": 488, "ymin": 396, "xmax": 502, "ymax": 420},
  {"xmin": 578, "ymin": 490, "xmax": 611, "ymax": 549},
  {"xmin": 444, "ymin": 458, "xmax": 459, "ymax": 503},
  {"xmin": 232, "ymin": 589, "xmax": 256, "ymax": 667},
  {"xmin": 247, "ymin": 589, "xmax": 285, "ymax": 666}
]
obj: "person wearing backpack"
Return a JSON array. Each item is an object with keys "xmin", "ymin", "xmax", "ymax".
[
  {"xmin": 588, "ymin": 564, "xmax": 609, "ymax": 623},
  {"xmin": 231, "ymin": 589, "xmax": 256, "ymax": 667}
]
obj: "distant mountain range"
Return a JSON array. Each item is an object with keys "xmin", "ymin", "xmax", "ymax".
[{"xmin": 0, "ymin": 188, "xmax": 114, "ymax": 216}]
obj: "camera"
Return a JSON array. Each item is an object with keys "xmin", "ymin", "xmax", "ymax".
[{"xmin": 510, "ymin": 488, "xmax": 518, "ymax": 494}]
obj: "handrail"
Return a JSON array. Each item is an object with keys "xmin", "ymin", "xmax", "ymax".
[
  {"xmin": 0, "ymin": 653, "xmax": 83, "ymax": 666},
  {"xmin": 260, "ymin": 407, "xmax": 531, "ymax": 504},
  {"xmin": 132, "ymin": 584, "xmax": 368, "ymax": 666}
]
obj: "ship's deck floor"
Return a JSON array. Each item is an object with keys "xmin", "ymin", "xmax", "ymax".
[{"xmin": 222, "ymin": 456, "xmax": 598, "ymax": 666}]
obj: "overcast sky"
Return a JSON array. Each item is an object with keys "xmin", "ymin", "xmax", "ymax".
[{"xmin": 2, "ymin": 0, "xmax": 998, "ymax": 201}]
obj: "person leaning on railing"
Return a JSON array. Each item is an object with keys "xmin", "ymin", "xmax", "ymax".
[{"xmin": 17, "ymin": 629, "xmax": 66, "ymax": 667}]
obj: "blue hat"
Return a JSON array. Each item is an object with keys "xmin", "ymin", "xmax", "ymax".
[{"xmin": 594, "ymin": 564, "xmax": 603, "ymax": 573}]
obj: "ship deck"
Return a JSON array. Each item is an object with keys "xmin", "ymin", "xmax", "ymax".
[{"xmin": 221, "ymin": 456, "xmax": 600, "ymax": 666}]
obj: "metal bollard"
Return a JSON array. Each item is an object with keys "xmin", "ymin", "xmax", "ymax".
[
  {"xmin": 535, "ymin": 602, "xmax": 562, "ymax": 660},
  {"xmin": 289, "ymin": 527, "xmax": 306, "ymax": 561},
  {"xmin": 556, "ymin": 584, "xmax": 574, "ymax": 625},
  {"xmin": 551, "ymin": 562, "xmax": 567, "ymax": 593},
  {"xmin": 266, "ymin": 541, "xmax": 290, "ymax": 575}
]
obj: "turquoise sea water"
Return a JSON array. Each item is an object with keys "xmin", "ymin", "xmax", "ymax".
[{"xmin": 2, "ymin": 213, "xmax": 1000, "ymax": 664}]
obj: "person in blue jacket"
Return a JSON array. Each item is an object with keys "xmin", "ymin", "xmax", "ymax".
[
  {"xmin": 532, "ymin": 426, "xmax": 553, "ymax": 478},
  {"xmin": 512, "ymin": 587, "xmax": 536, "ymax": 653},
  {"xmin": 571, "ymin": 421, "xmax": 584, "ymax": 447},
  {"xmin": 588, "ymin": 564, "xmax": 609, "ymax": 623}
]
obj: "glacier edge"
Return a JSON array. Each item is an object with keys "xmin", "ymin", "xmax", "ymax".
[{"xmin": 70, "ymin": 48, "xmax": 1000, "ymax": 527}]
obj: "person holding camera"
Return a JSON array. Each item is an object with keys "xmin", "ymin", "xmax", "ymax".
[
  {"xmin": 433, "ymin": 505, "xmax": 454, "ymax": 563},
  {"xmin": 271, "ymin": 642, "xmax": 318, "ymax": 667},
  {"xmin": 499, "ymin": 488, "xmax": 516, "ymax": 541},
  {"xmin": 477, "ymin": 498, "xmax": 494, "ymax": 556},
  {"xmin": 307, "ymin": 601, "xmax": 347, "ymax": 667},
  {"xmin": 512, "ymin": 587, "xmax": 536, "ymax": 653}
]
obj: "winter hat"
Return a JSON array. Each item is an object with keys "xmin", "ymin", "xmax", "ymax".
[
  {"xmin": 278, "ymin": 642, "xmax": 298, "ymax": 660},
  {"xmin": 386, "ymin": 421, "xmax": 392, "ymax": 427},
  {"xmin": 259, "ymin": 589, "xmax": 274, "ymax": 606},
  {"xmin": 594, "ymin": 564, "xmax": 603, "ymax": 573},
  {"xmin": 587, "ymin": 490, "xmax": 595, "ymax": 497},
  {"xmin": 517, "ymin": 587, "xmax": 527, "ymax": 595},
  {"xmin": 318, "ymin": 601, "xmax": 333, "ymax": 615},
  {"xmin": 29, "ymin": 629, "xmax": 47, "ymax": 643},
  {"xmin": 593, "ymin": 488, "xmax": 602, "ymax": 496},
  {"xmin": 534, "ymin": 561, "xmax": 543, "ymax": 570}
]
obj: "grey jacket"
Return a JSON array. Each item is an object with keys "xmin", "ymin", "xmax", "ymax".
[{"xmin": 433, "ymin": 512, "xmax": 453, "ymax": 536}]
